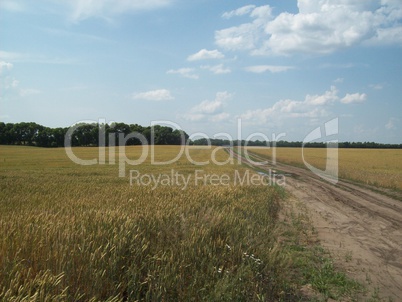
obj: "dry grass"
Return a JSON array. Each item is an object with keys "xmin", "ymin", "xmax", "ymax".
[
  {"xmin": 0, "ymin": 145, "xmax": 361, "ymax": 301},
  {"xmin": 0, "ymin": 146, "xmax": 287, "ymax": 301},
  {"xmin": 247, "ymin": 147, "xmax": 402, "ymax": 190}
]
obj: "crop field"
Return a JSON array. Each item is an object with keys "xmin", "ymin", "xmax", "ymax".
[
  {"xmin": 246, "ymin": 147, "xmax": 402, "ymax": 191},
  {"xmin": 0, "ymin": 145, "xmax": 360, "ymax": 301}
]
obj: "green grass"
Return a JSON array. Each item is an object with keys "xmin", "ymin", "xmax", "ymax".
[{"xmin": 0, "ymin": 145, "xmax": 362, "ymax": 301}]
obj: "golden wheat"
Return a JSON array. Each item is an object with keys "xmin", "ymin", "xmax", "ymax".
[
  {"xmin": 247, "ymin": 147, "xmax": 402, "ymax": 190},
  {"xmin": 0, "ymin": 146, "xmax": 288, "ymax": 301},
  {"xmin": 0, "ymin": 145, "xmax": 362, "ymax": 301}
]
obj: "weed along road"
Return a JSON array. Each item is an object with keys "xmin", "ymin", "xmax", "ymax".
[{"xmin": 229, "ymin": 148, "xmax": 402, "ymax": 300}]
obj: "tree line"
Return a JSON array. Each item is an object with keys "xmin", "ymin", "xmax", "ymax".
[
  {"xmin": 191, "ymin": 138, "xmax": 402, "ymax": 149},
  {"xmin": 0, "ymin": 122, "xmax": 401, "ymax": 149},
  {"xmin": 0, "ymin": 122, "xmax": 189, "ymax": 148}
]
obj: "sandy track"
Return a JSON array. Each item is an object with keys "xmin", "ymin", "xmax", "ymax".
[{"xmin": 231, "ymin": 149, "xmax": 402, "ymax": 300}]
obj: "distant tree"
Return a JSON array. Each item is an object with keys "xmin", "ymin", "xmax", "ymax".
[{"xmin": 0, "ymin": 122, "xmax": 5, "ymax": 144}]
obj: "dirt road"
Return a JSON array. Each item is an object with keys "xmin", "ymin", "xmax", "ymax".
[{"xmin": 231, "ymin": 149, "xmax": 402, "ymax": 300}]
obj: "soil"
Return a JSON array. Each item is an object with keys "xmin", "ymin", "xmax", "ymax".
[{"xmin": 231, "ymin": 149, "xmax": 402, "ymax": 301}]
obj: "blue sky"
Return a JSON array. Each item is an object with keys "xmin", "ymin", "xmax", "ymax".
[{"xmin": 1, "ymin": 0, "xmax": 401, "ymax": 143}]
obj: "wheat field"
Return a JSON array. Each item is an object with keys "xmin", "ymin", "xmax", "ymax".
[
  {"xmin": 247, "ymin": 147, "xmax": 402, "ymax": 190},
  {"xmin": 0, "ymin": 146, "xmax": 284, "ymax": 301},
  {"xmin": 0, "ymin": 145, "xmax": 361, "ymax": 301}
]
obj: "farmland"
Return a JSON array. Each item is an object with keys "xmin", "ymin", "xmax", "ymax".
[
  {"xmin": 241, "ymin": 146, "xmax": 402, "ymax": 300},
  {"xmin": 246, "ymin": 147, "xmax": 402, "ymax": 191},
  {"xmin": 0, "ymin": 145, "xmax": 362, "ymax": 301}
]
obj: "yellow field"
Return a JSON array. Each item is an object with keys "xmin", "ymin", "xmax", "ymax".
[
  {"xmin": 0, "ymin": 145, "xmax": 276, "ymax": 301},
  {"xmin": 0, "ymin": 145, "xmax": 362, "ymax": 301},
  {"xmin": 246, "ymin": 147, "xmax": 402, "ymax": 190}
]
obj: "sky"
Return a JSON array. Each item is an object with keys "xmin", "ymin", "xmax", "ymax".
[{"xmin": 0, "ymin": 0, "xmax": 401, "ymax": 143}]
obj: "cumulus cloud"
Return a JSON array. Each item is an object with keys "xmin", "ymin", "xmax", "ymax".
[
  {"xmin": 216, "ymin": 0, "xmax": 402, "ymax": 55},
  {"xmin": 167, "ymin": 68, "xmax": 199, "ymax": 79},
  {"xmin": 192, "ymin": 92, "xmax": 230, "ymax": 114},
  {"xmin": 132, "ymin": 89, "xmax": 174, "ymax": 101},
  {"xmin": 239, "ymin": 86, "xmax": 366, "ymax": 124},
  {"xmin": 245, "ymin": 65, "xmax": 294, "ymax": 73},
  {"xmin": 340, "ymin": 93, "xmax": 367, "ymax": 104},
  {"xmin": 305, "ymin": 86, "xmax": 339, "ymax": 105},
  {"xmin": 183, "ymin": 91, "xmax": 232, "ymax": 122},
  {"xmin": 201, "ymin": 64, "xmax": 231, "ymax": 74},
  {"xmin": 216, "ymin": 6, "xmax": 273, "ymax": 51},
  {"xmin": 65, "ymin": 0, "xmax": 173, "ymax": 22},
  {"xmin": 222, "ymin": 5, "xmax": 256, "ymax": 19},
  {"xmin": 187, "ymin": 49, "xmax": 225, "ymax": 61}
]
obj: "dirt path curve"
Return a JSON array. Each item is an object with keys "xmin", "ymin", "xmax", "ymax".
[{"xmin": 230, "ymin": 149, "xmax": 402, "ymax": 300}]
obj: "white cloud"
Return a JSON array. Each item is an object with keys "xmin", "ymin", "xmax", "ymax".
[
  {"xmin": 0, "ymin": 61, "xmax": 13, "ymax": 74},
  {"xmin": 19, "ymin": 88, "xmax": 41, "ymax": 97},
  {"xmin": 240, "ymin": 85, "xmax": 366, "ymax": 125},
  {"xmin": 369, "ymin": 83, "xmax": 384, "ymax": 90},
  {"xmin": 0, "ymin": 51, "xmax": 24, "ymax": 61},
  {"xmin": 201, "ymin": 64, "xmax": 231, "ymax": 74},
  {"xmin": 0, "ymin": 50, "xmax": 78, "ymax": 65},
  {"xmin": 211, "ymin": 112, "xmax": 230, "ymax": 122},
  {"xmin": 215, "ymin": 23, "xmax": 259, "ymax": 51},
  {"xmin": 183, "ymin": 91, "xmax": 232, "ymax": 122},
  {"xmin": 3, "ymin": 77, "xmax": 19, "ymax": 89},
  {"xmin": 216, "ymin": 6, "xmax": 273, "ymax": 51},
  {"xmin": 192, "ymin": 99, "xmax": 222, "ymax": 115},
  {"xmin": 215, "ymin": 1, "xmax": 402, "ymax": 56},
  {"xmin": 320, "ymin": 63, "xmax": 357, "ymax": 69},
  {"xmin": 132, "ymin": 89, "xmax": 174, "ymax": 101},
  {"xmin": 43, "ymin": 28, "xmax": 112, "ymax": 43},
  {"xmin": 0, "ymin": 0, "xmax": 26, "ymax": 12},
  {"xmin": 385, "ymin": 117, "xmax": 399, "ymax": 130},
  {"xmin": 192, "ymin": 92, "xmax": 228, "ymax": 114},
  {"xmin": 245, "ymin": 65, "xmax": 294, "ymax": 73},
  {"xmin": 187, "ymin": 49, "xmax": 225, "ymax": 61},
  {"xmin": 66, "ymin": 0, "xmax": 173, "ymax": 22},
  {"xmin": 340, "ymin": 93, "xmax": 367, "ymax": 104},
  {"xmin": 222, "ymin": 5, "xmax": 256, "ymax": 19},
  {"xmin": 167, "ymin": 68, "xmax": 199, "ymax": 79},
  {"xmin": 305, "ymin": 85, "xmax": 339, "ymax": 105},
  {"xmin": 1, "ymin": 76, "xmax": 41, "ymax": 99}
]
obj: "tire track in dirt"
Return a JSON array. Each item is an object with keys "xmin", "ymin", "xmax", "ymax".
[{"xmin": 230, "ymin": 149, "xmax": 402, "ymax": 300}]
